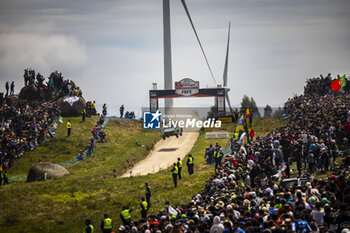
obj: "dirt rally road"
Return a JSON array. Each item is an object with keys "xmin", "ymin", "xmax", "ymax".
[{"xmin": 121, "ymin": 132, "xmax": 199, "ymax": 177}]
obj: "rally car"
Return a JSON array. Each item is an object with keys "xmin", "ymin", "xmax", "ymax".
[{"xmin": 161, "ymin": 125, "xmax": 183, "ymax": 140}]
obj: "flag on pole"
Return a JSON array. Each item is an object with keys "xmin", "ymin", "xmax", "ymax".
[
  {"xmin": 249, "ymin": 128, "xmax": 255, "ymax": 138},
  {"xmin": 340, "ymin": 75, "xmax": 346, "ymax": 88},
  {"xmin": 248, "ymin": 108, "xmax": 253, "ymax": 126},
  {"xmin": 235, "ymin": 115, "xmax": 245, "ymax": 133},
  {"xmin": 331, "ymin": 79, "xmax": 341, "ymax": 91},
  {"xmin": 236, "ymin": 132, "xmax": 246, "ymax": 144},
  {"xmin": 245, "ymin": 107, "xmax": 250, "ymax": 118},
  {"xmin": 331, "ymin": 75, "xmax": 346, "ymax": 91}
]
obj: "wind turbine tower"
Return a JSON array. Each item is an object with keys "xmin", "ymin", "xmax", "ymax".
[{"xmin": 163, "ymin": 0, "xmax": 173, "ymax": 108}]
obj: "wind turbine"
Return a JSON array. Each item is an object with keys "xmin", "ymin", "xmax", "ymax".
[
  {"xmin": 180, "ymin": 0, "xmax": 234, "ymax": 114},
  {"xmin": 222, "ymin": 22, "xmax": 233, "ymax": 113}
]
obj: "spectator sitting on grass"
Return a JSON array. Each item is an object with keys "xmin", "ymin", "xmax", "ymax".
[{"xmin": 77, "ymin": 150, "xmax": 84, "ymax": 161}]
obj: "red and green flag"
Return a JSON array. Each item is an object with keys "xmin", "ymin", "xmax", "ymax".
[
  {"xmin": 331, "ymin": 75, "xmax": 346, "ymax": 91},
  {"xmin": 340, "ymin": 75, "xmax": 346, "ymax": 88}
]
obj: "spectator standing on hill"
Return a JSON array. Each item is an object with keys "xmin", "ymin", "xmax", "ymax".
[
  {"xmin": 215, "ymin": 142, "xmax": 220, "ymax": 151},
  {"xmin": 84, "ymin": 219, "xmax": 94, "ymax": 233},
  {"xmin": 171, "ymin": 162, "xmax": 178, "ymax": 188},
  {"xmin": 81, "ymin": 108, "xmax": 86, "ymax": 122},
  {"xmin": 67, "ymin": 120, "xmax": 71, "ymax": 137},
  {"xmin": 295, "ymin": 140, "xmax": 303, "ymax": 177},
  {"xmin": 87, "ymin": 137, "xmax": 95, "ymax": 156},
  {"xmin": 36, "ymin": 73, "xmax": 44, "ymax": 87},
  {"xmin": 207, "ymin": 144, "xmax": 214, "ymax": 164},
  {"xmin": 330, "ymin": 139, "xmax": 338, "ymax": 168},
  {"xmin": 92, "ymin": 101, "xmax": 96, "ymax": 115},
  {"xmin": 102, "ymin": 103, "xmax": 107, "ymax": 116},
  {"xmin": 120, "ymin": 206, "xmax": 133, "ymax": 226},
  {"xmin": 3, "ymin": 170, "xmax": 8, "ymax": 185},
  {"xmin": 320, "ymin": 147, "xmax": 330, "ymax": 172},
  {"xmin": 10, "ymin": 81, "xmax": 14, "ymax": 95},
  {"xmin": 186, "ymin": 154, "xmax": 194, "ymax": 175},
  {"xmin": 23, "ymin": 69, "xmax": 28, "ymax": 86},
  {"xmin": 140, "ymin": 197, "xmax": 148, "ymax": 219},
  {"xmin": 5, "ymin": 82, "xmax": 9, "ymax": 97},
  {"xmin": 308, "ymin": 150, "xmax": 316, "ymax": 173},
  {"xmin": 177, "ymin": 157, "xmax": 183, "ymax": 180},
  {"xmin": 86, "ymin": 101, "xmax": 92, "ymax": 117},
  {"xmin": 145, "ymin": 182, "xmax": 151, "ymax": 207},
  {"xmin": 214, "ymin": 148, "xmax": 222, "ymax": 172},
  {"xmin": 272, "ymin": 144, "xmax": 283, "ymax": 169},
  {"xmin": 120, "ymin": 105, "xmax": 124, "ymax": 118},
  {"xmin": 100, "ymin": 213, "xmax": 113, "ymax": 233}
]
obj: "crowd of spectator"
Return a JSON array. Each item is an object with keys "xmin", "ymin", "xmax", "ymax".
[
  {"xmin": 77, "ymin": 115, "xmax": 107, "ymax": 161},
  {"xmin": 304, "ymin": 73, "xmax": 350, "ymax": 95},
  {"xmin": 0, "ymin": 99, "xmax": 60, "ymax": 170},
  {"xmin": 92, "ymin": 115, "xmax": 107, "ymax": 143},
  {"xmin": 86, "ymin": 101, "xmax": 97, "ymax": 116},
  {"xmin": 117, "ymin": 155, "xmax": 350, "ymax": 233},
  {"xmin": 0, "ymin": 69, "xmax": 84, "ymax": 172},
  {"xmin": 23, "ymin": 68, "xmax": 82, "ymax": 100},
  {"xmin": 125, "ymin": 111, "xmax": 136, "ymax": 119},
  {"xmin": 116, "ymin": 74, "xmax": 350, "ymax": 233}
]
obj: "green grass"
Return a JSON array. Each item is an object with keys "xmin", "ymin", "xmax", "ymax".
[
  {"xmin": 0, "ymin": 116, "xmax": 288, "ymax": 232},
  {"xmin": 70, "ymin": 119, "xmax": 160, "ymax": 177},
  {"xmin": 253, "ymin": 117, "xmax": 288, "ymax": 136}
]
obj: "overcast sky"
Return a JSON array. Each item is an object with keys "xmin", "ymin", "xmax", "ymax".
[{"xmin": 0, "ymin": 0, "xmax": 349, "ymax": 114}]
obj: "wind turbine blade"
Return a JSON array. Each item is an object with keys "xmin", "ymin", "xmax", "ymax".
[
  {"xmin": 223, "ymin": 22, "xmax": 230, "ymax": 87},
  {"xmin": 181, "ymin": 0, "xmax": 217, "ymax": 85}
]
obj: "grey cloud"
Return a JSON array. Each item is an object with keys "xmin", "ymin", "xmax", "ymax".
[{"xmin": 0, "ymin": 32, "xmax": 88, "ymax": 83}]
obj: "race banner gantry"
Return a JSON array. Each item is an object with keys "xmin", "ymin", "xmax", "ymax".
[{"xmin": 150, "ymin": 78, "xmax": 226, "ymax": 115}]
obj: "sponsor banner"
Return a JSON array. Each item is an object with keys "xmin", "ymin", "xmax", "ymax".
[
  {"xmin": 206, "ymin": 131, "xmax": 229, "ymax": 139},
  {"xmin": 174, "ymin": 78, "xmax": 199, "ymax": 97},
  {"xmin": 217, "ymin": 96, "xmax": 225, "ymax": 112},
  {"xmin": 63, "ymin": 96, "xmax": 80, "ymax": 106},
  {"xmin": 150, "ymin": 98, "xmax": 158, "ymax": 112},
  {"xmin": 218, "ymin": 116, "xmax": 233, "ymax": 123},
  {"xmin": 175, "ymin": 78, "xmax": 199, "ymax": 89},
  {"xmin": 175, "ymin": 88, "xmax": 199, "ymax": 97}
]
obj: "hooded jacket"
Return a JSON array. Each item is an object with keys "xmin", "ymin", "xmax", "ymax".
[{"xmin": 210, "ymin": 216, "xmax": 224, "ymax": 233}]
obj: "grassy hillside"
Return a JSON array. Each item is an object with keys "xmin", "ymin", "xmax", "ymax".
[
  {"xmin": 9, "ymin": 116, "xmax": 99, "ymax": 176},
  {"xmin": 0, "ymin": 116, "xmax": 285, "ymax": 232}
]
